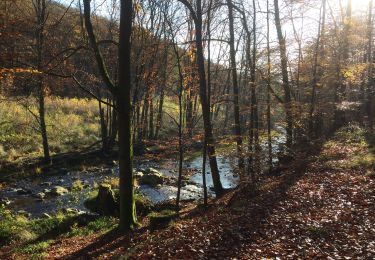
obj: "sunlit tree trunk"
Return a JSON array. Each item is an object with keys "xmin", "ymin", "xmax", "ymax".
[
  {"xmin": 35, "ymin": 0, "xmax": 51, "ymax": 163},
  {"xmin": 266, "ymin": 0, "xmax": 272, "ymax": 172},
  {"xmin": 309, "ymin": 0, "xmax": 326, "ymax": 137},
  {"xmin": 83, "ymin": 0, "xmax": 137, "ymax": 231},
  {"xmin": 365, "ymin": 0, "xmax": 374, "ymax": 129},
  {"xmin": 178, "ymin": 0, "xmax": 224, "ymax": 196},
  {"xmin": 274, "ymin": 0, "xmax": 293, "ymax": 148},
  {"xmin": 226, "ymin": 0, "xmax": 244, "ymax": 171}
]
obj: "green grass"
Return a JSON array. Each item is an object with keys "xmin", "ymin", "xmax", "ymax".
[
  {"xmin": 148, "ymin": 209, "xmax": 179, "ymax": 228},
  {"xmin": 19, "ymin": 240, "xmax": 52, "ymax": 259},
  {"xmin": 0, "ymin": 95, "xmax": 207, "ymax": 165},
  {"xmin": 320, "ymin": 124, "xmax": 375, "ymax": 171},
  {"xmin": 0, "ymin": 96, "xmax": 100, "ymax": 163},
  {"xmin": 0, "ymin": 205, "xmax": 117, "ymax": 258},
  {"xmin": 306, "ymin": 225, "xmax": 330, "ymax": 238}
]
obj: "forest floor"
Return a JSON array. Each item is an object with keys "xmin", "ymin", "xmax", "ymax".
[{"xmin": 2, "ymin": 125, "xmax": 375, "ymax": 259}]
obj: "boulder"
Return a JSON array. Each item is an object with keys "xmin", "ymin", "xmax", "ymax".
[
  {"xmin": 50, "ymin": 186, "xmax": 69, "ymax": 196},
  {"xmin": 144, "ymin": 167, "xmax": 162, "ymax": 175},
  {"xmin": 134, "ymin": 171, "xmax": 144, "ymax": 179},
  {"xmin": 146, "ymin": 145, "xmax": 162, "ymax": 154},
  {"xmin": 62, "ymin": 208, "xmax": 80, "ymax": 214},
  {"xmin": 0, "ymin": 198, "xmax": 11, "ymax": 206},
  {"xmin": 41, "ymin": 182, "xmax": 52, "ymax": 186},
  {"xmin": 33, "ymin": 192, "xmax": 45, "ymax": 200},
  {"xmin": 42, "ymin": 213, "xmax": 52, "ymax": 218},
  {"xmin": 16, "ymin": 188, "xmax": 32, "ymax": 195},
  {"xmin": 139, "ymin": 168, "xmax": 164, "ymax": 187},
  {"xmin": 17, "ymin": 210, "xmax": 31, "ymax": 217},
  {"xmin": 96, "ymin": 184, "xmax": 117, "ymax": 215}
]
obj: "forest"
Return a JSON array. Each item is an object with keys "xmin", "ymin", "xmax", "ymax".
[{"xmin": 0, "ymin": 0, "xmax": 374, "ymax": 258}]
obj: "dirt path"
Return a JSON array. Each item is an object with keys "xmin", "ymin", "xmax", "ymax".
[{"xmin": 43, "ymin": 129, "xmax": 375, "ymax": 259}]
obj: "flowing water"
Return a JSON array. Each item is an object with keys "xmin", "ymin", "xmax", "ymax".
[
  {"xmin": 0, "ymin": 155, "xmax": 237, "ymax": 217},
  {"xmin": 0, "ymin": 129, "xmax": 286, "ymax": 217}
]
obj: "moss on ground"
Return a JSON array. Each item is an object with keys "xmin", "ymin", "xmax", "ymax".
[
  {"xmin": 0, "ymin": 205, "xmax": 117, "ymax": 258},
  {"xmin": 148, "ymin": 209, "xmax": 179, "ymax": 228}
]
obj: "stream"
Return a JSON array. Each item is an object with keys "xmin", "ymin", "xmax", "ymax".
[
  {"xmin": 0, "ymin": 129, "xmax": 286, "ymax": 218},
  {"xmin": 0, "ymin": 155, "xmax": 237, "ymax": 218}
]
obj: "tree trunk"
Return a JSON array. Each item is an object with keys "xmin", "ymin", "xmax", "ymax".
[
  {"xmin": 155, "ymin": 87, "xmax": 164, "ymax": 139},
  {"xmin": 149, "ymin": 93, "xmax": 154, "ymax": 139},
  {"xmin": 274, "ymin": 0, "xmax": 293, "ymax": 148},
  {"xmin": 366, "ymin": 0, "xmax": 374, "ymax": 129},
  {"xmin": 99, "ymin": 100, "xmax": 109, "ymax": 152},
  {"xmin": 192, "ymin": 0, "xmax": 224, "ymax": 196},
  {"xmin": 227, "ymin": 0, "xmax": 244, "ymax": 171},
  {"xmin": 266, "ymin": 0, "xmax": 273, "ymax": 172},
  {"xmin": 83, "ymin": 0, "xmax": 136, "ymax": 231},
  {"xmin": 247, "ymin": 0, "xmax": 259, "ymax": 180},
  {"xmin": 118, "ymin": 0, "xmax": 137, "ymax": 231},
  {"xmin": 110, "ymin": 101, "xmax": 118, "ymax": 147},
  {"xmin": 36, "ymin": 0, "xmax": 50, "ymax": 163},
  {"xmin": 309, "ymin": 0, "xmax": 326, "ymax": 138}
]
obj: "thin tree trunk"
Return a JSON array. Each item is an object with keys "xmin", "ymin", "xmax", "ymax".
[
  {"xmin": 227, "ymin": 0, "xmax": 244, "ymax": 171},
  {"xmin": 149, "ymin": 93, "xmax": 154, "ymax": 139},
  {"xmin": 266, "ymin": 0, "xmax": 272, "ymax": 172},
  {"xmin": 99, "ymin": 99, "xmax": 108, "ymax": 152},
  {"xmin": 366, "ymin": 0, "xmax": 374, "ymax": 129},
  {"xmin": 181, "ymin": 0, "xmax": 224, "ymax": 196},
  {"xmin": 274, "ymin": 0, "xmax": 293, "ymax": 148},
  {"xmin": 309, "ymin": 0, "xmax": 326, "ymax": 137},
  {"xmin": 174, "ymin": 37, "xmax": 185, "ymax": 209},
  {"xmin": 248, "ymin": 0, "xmax": 259, "ymax": 181},
  {"xmin": 155, "ymin": 87, "xmax": 165, "ymax": 139},
  {"xmin": 155, "ymin": 45, "xmax": 167, "ymax": 139},
  {"xmin": 35, "ymin": 0, "xmax": 50, "ymax": 163}
]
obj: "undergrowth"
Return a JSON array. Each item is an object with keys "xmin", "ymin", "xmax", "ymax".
[{"xmin": 0, "ymin": 205, "xmax": 117, "ymax": 258}]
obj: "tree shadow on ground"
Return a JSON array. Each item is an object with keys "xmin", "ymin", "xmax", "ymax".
[
  {"xmin": 59, "ymin": 226, "xmax": 149, "ymax": 260},
  {"xmin": 203, "ymin": 141, "xmax": 326, "ymax": 258},
  {"xmin": 60, "ymin": 141, "xmax": 326, "ymax": 259}
]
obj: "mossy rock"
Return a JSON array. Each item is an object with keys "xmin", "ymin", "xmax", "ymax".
[
  {"xmin": 148, "ymin": 209, "xmax": 178, "ymax": 228},
  {"xmin": 84, "ymin": 186, "xmax": 153, "ymax": 216},
  {"xmin": 96, "ymin": 184, "xmax": 118, "ymax": 215},
  {"xmin": 84, "ymin": 184, "xmax": 117, "ymax": 216},
  {"xmin": 139, "ymin": 168, "xmax": 164, "ymax": 187},
  {"xmin": 113, "ymin": 190, "xmax": 153, "ymax": 216},
  {"xmin": 50, "ymin": 186, "xmax": 69, "ymax": 196}
]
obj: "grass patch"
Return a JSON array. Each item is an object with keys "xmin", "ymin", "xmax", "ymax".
[
  {"xmin": 148, "ymin": 209, "xmax": 179, "ymax": 228},
  {"xmin": 333, "ymin": 124, "xmax": 367, "ymax": 144},
  {"xmin": 65, "ymin": 216, "xmax": 117, "ymax": 237},
  {"xmin": 0, "ymin": 204, "xmax": 117, "ymax": 258},
  {"xmin": 320, "ymin": 125, "xmax": 375, "ymax": 171},
  {"xmin": 19, "ymin": 240, "xmax": 52, "ymax": 259},
  {"xmin": 0, "ymin": 96, "xmax": 100, "ymax": 164},
  {"xmin": 306, "ymin": 225, "xmax": 330, "ymax": 239}
]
